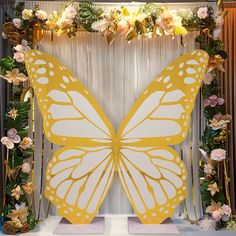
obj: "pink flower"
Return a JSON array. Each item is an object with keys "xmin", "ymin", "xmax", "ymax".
[
  {"xmin": 157, "ymin": 10, "xmax": 174, "ymax": 31},
  {"xmin": 215, "ymin": 15, "xmax": 224, "ymax": 28},
  {"xmin": 209, "ymin": 95, "xmax": 218, "ymax": 107},
  {"xmin": 203, "ymin": 98, "xmax": 211, "ymax": 106},
  {"xmin": 12, "ymin": 18, "xmax": 21, "ymax": 29},
  {"xmin": 209, "ymin": 95, "xmax": 217, "ymax": 100},
  {"xmin": 213, "ymin": 113, "xmax": 222, "ymax": 121},
  {"xmin": 1, "ymin": 128, "xmax": 21, "ymax": 149},
  {"xmin": 217, "ymin": 97, "xmax": 225, "ymax": 105},
  {"xmin": 212, "ymin": 210, "xmax": 222, "ymax": 221},
  {"xmin": 197, "ymin": 7, "xmax": 208, "ymax": 19},
  {"xmin": 204, "ymin": 95, "xmax": 225, "ymax": 107},
  {"xmin": 35, "ymin": 10, "xmax": 47, "ymax": 21},
  {"xmin": 210, "ymin": 148, "xmax": 226, "ymax": 161},
  {"xmin": 13, "ymin": 51, "xmax": 24, "ymax": 63},
  {"xmin": 222, "ymin": 204, "xmax": 232, "ymax": 216},
  {"xmin": 203, "ymin": 73, "xmax": 213, "ymax": 85},
  {"xmin": 22, "ymin": 162, "xmax": 31, "ymax": 173}
]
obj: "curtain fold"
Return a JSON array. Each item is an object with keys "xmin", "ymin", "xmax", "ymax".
[
  {"xmin": 0, "ymin": 0, "xmax": 14, "ymax": 214},
  {"xmin": 222, "ymin": 2, "xmax": 236, "ymax": 214},
  {"xmin": 24, "ymin": 1, "xmax": 215, "ymax": 221}
]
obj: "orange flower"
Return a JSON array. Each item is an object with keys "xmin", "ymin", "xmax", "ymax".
[
  {"xmin": 22, "ymin": 182, "xmax": 35, "ymax": 195},
  {"xmin": 208, "ymin": 55, "xmax": 225, "ymax": 72},
  {"xmin": 19, "ymin": 137, "xmax": 32, "ymax": 149},
  {"xmin": 7, "ymin": 108, "xmax": 18, "ymax": 120},
  {"xmin": 0, "ymin": 69, "xmax": 28, "ymax": 85},
  {"xmin": 11, "ymin": 185, "xmax": 23, "ymax": 200}
]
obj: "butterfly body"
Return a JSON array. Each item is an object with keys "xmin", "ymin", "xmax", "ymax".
[{"xmin": 25, "ymin": 49, "xmax": 208, "ymax": 224}]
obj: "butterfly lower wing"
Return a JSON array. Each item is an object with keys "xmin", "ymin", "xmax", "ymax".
[
  {"xmin": 118, "ymin": 146, "xmax": 187, "ymax": 224},
  {"xmin": 118, "ymin": 50, "xmax": 209, "ymax": 146},
  {"xmin": 45, "ymin": 146, "xmax": 115, "ymax": 224},
  {"xmin": 24, "ymin": 50, "xmax": 115, "ymax": 146}
]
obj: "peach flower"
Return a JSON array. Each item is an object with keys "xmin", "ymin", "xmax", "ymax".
[
  {"xmin": 19, "ymin": 137, "xmax": 32, "ymax": 149},
  {"xmin": 35, "ymin": 10, "xmax": 48, "ymax": 21},
  {"xmin": 22, "ymin": 162, "xmax": 31, "ymax": 173}
]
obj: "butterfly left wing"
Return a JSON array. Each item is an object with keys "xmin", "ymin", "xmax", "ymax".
[
  {"xmin": 45, "ymin": 146, "xmax": 115, "ymax": 223},
  {"xmin": 24, "ymin": 50, "xmax": 116, "ymax": 224},
  {"xmin": 117, "ymin": 50, "xmax": 209, "ymax": 224},
  {"xmin": 24, "ymin": 50, "xmax": 115, "ymax": 147}
]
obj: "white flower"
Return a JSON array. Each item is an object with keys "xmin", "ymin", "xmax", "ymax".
[
  {"xmin": 15, "ymin": 202, "xmax": 26, "ymax": 210},
  {"xmin": 199, "ymin": 148, "xmax": 208, "ymax": 159},
  {"xmin": 199, "ymin": 217, "xmax": 216, "ymax": 230},
  {"xmin": 64, "ymin": 5, "xmax": 77, "ymax": 19},
  {"xmin": 35, "ymin": 10, "xmax": 48, "ymax": 21},
  {"xmin": 14, "ymin": 43, "xmax": 30, "ymax": 53},
  {"xmin": 177, "ymin": 9, "xmax": 192, "ymax": 18},
  {"xmin": 13, "ymin": 51, "xmax": 25, "ymax": 63},
  {"xmin": 91, "ymin": 19, "xmax": 109, "ymax": 32},
  {"xmin": 12, "ymin": 18, "xmax": 21, "ymax": 29},
  {"xmin": 197, "ymin": 7, "xmax": 208, "ymax": 19},
  {"xmin": 2, "ymin": 32, "xmax": 7, "ymax": 39},
  {"xmin": 57, "ymin": 17, "xmax": 73, "ymax": 28},
  {"xmin": 212, "ymin": 210, "xmax": 223, "ymax": 222},
  {"xmin": 22, "ymin": 9, "xmax": 33, "ymax": 20},
  {"xmin": 204, "ymin": 164, "xmax": 213, "ymax": 174},
  {"xmin": 172, "ymin": 12, "xmax": 183, "ymax": 27},
  {"xmin": 210, "ymin": 148, "xmax": 226, "ymax": 161}
]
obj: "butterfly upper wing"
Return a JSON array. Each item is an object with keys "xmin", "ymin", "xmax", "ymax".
[
  {"xmin": 117, "ymin": 50, "xmax": 209, "ymax": 224},
  {"xmin": 118, "ymin": 50, "xmax": 209, "ymax": 146},
  {"xmin": 25, "ymin": 50, "xmax": 115, "ymax": 146},
  {"xmin": 25, "ymin": 50, "xmax": 116, "ymax": 224}
]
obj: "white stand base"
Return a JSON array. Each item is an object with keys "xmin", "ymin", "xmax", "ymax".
[
  {"xmin": 128, "ymin": 217, "xmax": 180, "ymax": 234},
  {"xmin": 53, "ymin": 217, "xmax": 105, "ymax": 234}
]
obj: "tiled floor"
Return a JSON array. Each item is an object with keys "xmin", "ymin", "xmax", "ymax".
[{"xmin": 1, "ymin": 215, "xmax": 236, "ymax": 236}]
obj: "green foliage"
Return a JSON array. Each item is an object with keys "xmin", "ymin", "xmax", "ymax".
[
  {"xmin": 202, "ymin": 126, "xmax": 220, "ymax": 150},
  {"xmin": 143, "ymin": 3, "xmax": 163, "ymax": 20},
  {"xmin": 4, "ymin": 100, "xmax": 31, "ymax": 132},
  {"xmin": 14, "ymin": 2, "xmax": 25, "ymax": 19},
  {"xmin": 182, "ymin": 7, "xmax": 216, "ymax": 33},
  {"xmin": 27, "ymin": 211, "xmax": 36, "ymax": 229},
  {"xmin": 202, "ymin": 79, "xmax": 220, "ymax": 99},
  {"xmin": 201, "ymin": 181, "xmax": 213, "ymax": 209},
  {"xmin": 78, "ymin": 1, "xmax": 103, "ymax": 31},
  {"xmin": 0, "ymin": 57, "xmax": 16, "ymax": 72}
]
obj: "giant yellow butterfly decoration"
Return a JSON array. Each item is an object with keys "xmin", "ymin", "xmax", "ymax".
[{"xmin": 25, "ymin": 49, "xmax": 208, "ymax": 225}]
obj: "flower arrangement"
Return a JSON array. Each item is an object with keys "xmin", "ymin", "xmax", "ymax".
[{"xmin": 0, "ymin": 0, "xmax": 235, "ymax": 233}]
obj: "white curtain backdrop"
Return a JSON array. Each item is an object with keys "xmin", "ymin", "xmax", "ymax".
[{"xmin": 24, "ymin": 1, "xmax": 215, "ymax": 222}]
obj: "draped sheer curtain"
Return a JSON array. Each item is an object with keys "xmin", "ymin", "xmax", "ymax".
[
  {"xmin": 223, "ymin": 2, "xmax": 236, "ymax": 214},
  {"xmin": 24, "ymin": 1, "xmax": 215, "ymax": 222}
]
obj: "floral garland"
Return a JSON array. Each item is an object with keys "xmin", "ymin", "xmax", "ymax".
[{"xmin": 0, "ymin": 1, "xmax": 235, "ymax": 233}]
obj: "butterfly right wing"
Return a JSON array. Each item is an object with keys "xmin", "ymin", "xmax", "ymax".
[{"xmin": 45, "ymin": 146, "xmax": 115, "ymax": 224}]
